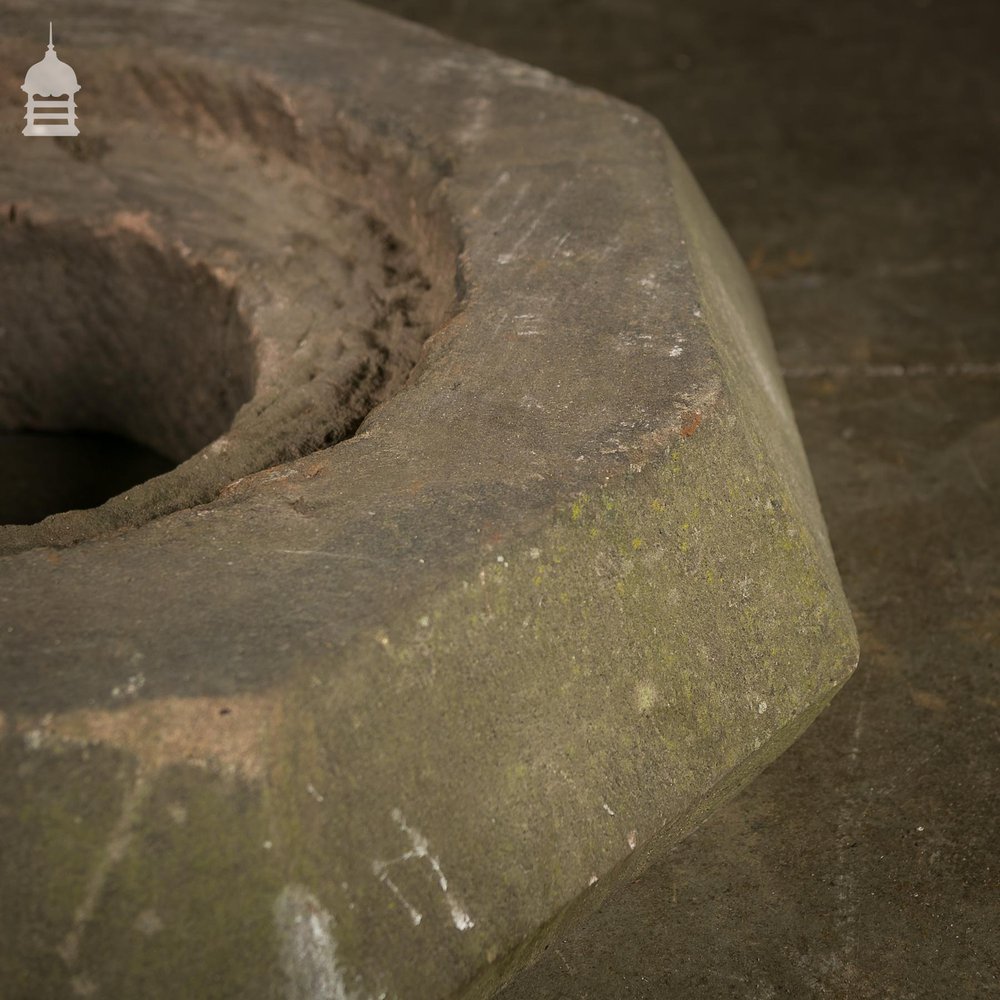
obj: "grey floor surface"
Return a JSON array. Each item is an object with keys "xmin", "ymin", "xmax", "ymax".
[{"xmin": 363, "ymin": 2, "xmax": 999, "ymax": 996}]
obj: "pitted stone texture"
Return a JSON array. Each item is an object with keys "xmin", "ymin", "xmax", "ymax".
[
  {"xmin": 0, "ymin": 43, "xmax": 457, "ymax": 551},
  {"xmin": 0, "ymin": 1, "xmax": 857, "ymax": 998}
]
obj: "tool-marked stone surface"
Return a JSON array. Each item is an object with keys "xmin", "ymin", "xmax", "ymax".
[{"xmin": 0, "ymin": 1, "xmax": 858, "ymax": 997}]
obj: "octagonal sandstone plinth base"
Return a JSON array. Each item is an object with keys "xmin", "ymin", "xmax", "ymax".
[{"xmin": 0, "ymin": 2, "xmax": 857, "ymax": 997}]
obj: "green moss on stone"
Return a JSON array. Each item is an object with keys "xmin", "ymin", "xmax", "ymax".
[
  {"xmin": 79, "ymin": 764, "xmax": 283, "ymax": 999},
  {"xmin": 264, "ymin": 394, "xmax": 857, "ymax": 999}
]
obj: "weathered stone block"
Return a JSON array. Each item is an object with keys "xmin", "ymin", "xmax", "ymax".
[{"xmin": 0, "ymin": 2, "xmax": 857, "ymax": 997}]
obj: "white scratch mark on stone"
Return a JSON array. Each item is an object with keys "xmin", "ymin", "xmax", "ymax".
[
  {"xmin": 377, "ymin": 873, "xmax": 423, "ymax": 926},
  {"xmin": 513, "ymin": 312, "xmax": 543, "ymax": 336},
  {"xmin": 455, "ymin": 95, "xmax": 492, "ymax": 150},
  {"xmin": 490, "ymin": 181, "xmax": 532, "ymax": 236},
  {"xmin": 58, "ymin": 772, "xmax": 151, "ymax": 968},
  {"xmin": 111, "ymin": 672, "xmax": 145, "ymax": 700},
  {"xmin": 275, "ymin": 885, "xmax": 360, "ymax": 1000},
  {"xmin": 501, "ymin": 179, "xmax": 571, "ymax": 262},
  {"xmin": 550, "ymin": 231, "xmax": 572, "ymax": 257},
  {"xmin": 372, "ymin": 808, "xmax": 475, "ymax": 931}
]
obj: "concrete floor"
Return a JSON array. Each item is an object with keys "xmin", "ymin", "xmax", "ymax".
[{"xmin": 363, "ymin": 2, "xmax": 999, "ymax": 996}]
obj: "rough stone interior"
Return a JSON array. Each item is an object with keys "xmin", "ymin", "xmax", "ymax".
[
  {"xmin": 0, "ymin": 217, "xmax": 256, "ymax": 469},
  {"xmin": 0, "ymin": 48, "xmax": 460, "ymax": 551}
]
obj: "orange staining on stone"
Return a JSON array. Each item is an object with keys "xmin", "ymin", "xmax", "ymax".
[
  {"xmin": 16, "ymin": 693, "xmax": 281, "ymax": 780},
  {"xmin": 680, "ymin": 410, "xmax": 703, "ymax": 438}
]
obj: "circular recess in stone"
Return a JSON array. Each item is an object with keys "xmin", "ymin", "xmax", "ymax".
[
  {"xmin": 0, "ymin": 49, "xmax": 461, "ymax": 553},
  {"xmin": 0, "ymin": 217, "xmax": 255, "ymax": 525}
]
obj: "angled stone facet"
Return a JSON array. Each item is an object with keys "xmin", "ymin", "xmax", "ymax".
[{"xmin": 0, "ymin": 2, "xmax": 857, "ymax": 996}]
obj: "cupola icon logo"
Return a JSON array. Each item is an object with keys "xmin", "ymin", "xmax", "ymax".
[{"xmin": 22, "ymin": 23, "xmax": 81, "ymax": 136}]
